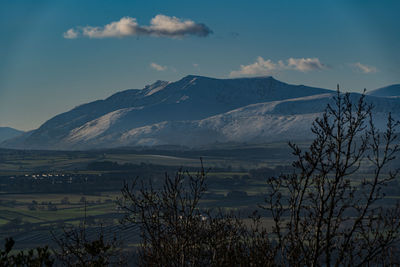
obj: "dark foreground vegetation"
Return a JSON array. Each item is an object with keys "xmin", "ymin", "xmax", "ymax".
[{"xmin": 2, "ymin": 90, "xmax": 400, "ymax": 266}]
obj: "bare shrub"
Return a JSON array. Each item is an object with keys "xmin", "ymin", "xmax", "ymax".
[{"xmin": 263, "ymin": 89, "xmax": 400, "ymax": 266}]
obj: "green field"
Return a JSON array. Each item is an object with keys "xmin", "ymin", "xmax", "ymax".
[
  {"xmin": 1, "ymin": 143, "xmax": 399, "ymax": 249},
  {"xmin": 0, "ymin": 193, "xmax": 120, "ymax": 225}
]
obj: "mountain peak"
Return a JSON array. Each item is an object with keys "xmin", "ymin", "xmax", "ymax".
[
  {"xmin": 179, "ymin": 74, "xmax": 216, "ymax": 82},
  {"xmin": 145, "ymin": 80, "xmax": 169, "ymax": 88},
  {"xmin": 143, "ymin": 80, "xmax": 171, "ymax": 96}
]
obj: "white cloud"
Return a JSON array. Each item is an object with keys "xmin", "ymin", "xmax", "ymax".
[
  {"xmin": 63, "ymin": 28, "xmax": 79, "ymax": 39},
  {"xmin": 64, "ymin": 15, "xmax": 212, "ymax": 39},
  {"xmin": 147, "ymin": 15, "xmax": 211, "ymax": 37},
  {"xmin": 229, "ymin": 57, "xmax": 326, "ymax": 77},
  {"xmin": 351, "ymin": 62, "xmax": 377, "ymax": 73},
  {"xmin": 82, "ymin": 17, "xmax": 139, "ymax": 38},
  {"xmin": 150, "ymin": 62, "xmax": 167, "ymax": 71},
  {"xmin": 230, "ymin": 57, "xmax": 279, "ymax": 77},
  {"xmin": 287, "ymin": 57, "xmax": 325, "ymax": 72}
]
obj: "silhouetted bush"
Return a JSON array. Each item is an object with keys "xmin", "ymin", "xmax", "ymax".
[
  {"xmin": 0, "ymin": 237, "xmax": 53, "ymax": 266},
  {"xmin": 52, "ymin": 212, "xmax": 125, "ymax": 266},
  {"xmin": 119, "ymin": 163, "xmax": 273, "ymax": 265}
]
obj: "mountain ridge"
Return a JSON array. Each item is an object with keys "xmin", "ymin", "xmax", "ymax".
[
  {"xmin": 0, "ymin": 127, "xmax": 24, "ymax": 143},
  {"xmin": 367, "ymin": 84, "xmax": 400, "ymax": 98},
  {"xmin": 2, "ymin": 75, "xmax": 398, "ymax": 150}
]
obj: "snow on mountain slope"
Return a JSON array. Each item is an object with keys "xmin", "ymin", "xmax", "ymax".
[
  {"xmin": 56, "ymin": 92, "xmax": 400, "ymax": 149},
  {"xmin": 118, "ymin": 113, "xmax": 318, "ymax": 147},
  {"xmin": 6, "ymin": 80, "xmax": 172, "ymax": 149},
  {"xmin": 66, "ymin": 107, "xmax": 138, "ymax": 143},
  {"xmin": 145, "ymin": 81, "xmax": 172, "ymax": 96},
  {"xmin": 367, "ymin": 84, "xmax": 400, "ymax": 98},
  {"xmin": 60, "ymin": 93, "xmax": 331, "ymax": 147},
  {"xmin": 2, "ymin": 75, "xmax": 333, "ymax": 149},
  {"xmin": 3, "ymin": 75, "xmax": 400, "ymax": 150}
]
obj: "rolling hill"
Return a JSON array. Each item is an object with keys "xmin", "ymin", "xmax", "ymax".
[
  {"xmin": 367, "ymin": 84, "xmax": 400, "ymax": 98},
  {"xmin": 0, "ymin": 127, "xmax": 24, "ymax": 143}
]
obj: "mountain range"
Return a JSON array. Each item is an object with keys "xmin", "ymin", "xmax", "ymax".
[{"xmin": 1, "ymin": 76, "xmax": 399, "ymax": 150}]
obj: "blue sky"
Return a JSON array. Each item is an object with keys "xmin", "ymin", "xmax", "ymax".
[{"xmin": 0, "ymin": 0, "xmax": 399, "ymax": 130}]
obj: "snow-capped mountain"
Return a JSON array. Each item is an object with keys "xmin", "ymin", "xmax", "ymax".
[
  {"xmin": 2, "ymin": 76, "xmax": 399, "ymax": 150},
  {"xmin": 63, "ymin": 94, "xmax": 332, "ymax": 149}
]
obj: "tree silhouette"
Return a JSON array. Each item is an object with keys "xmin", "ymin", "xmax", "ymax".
[{"xmin": 263, "ymin": 89, "xmax": 400, "ymax": 266}]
